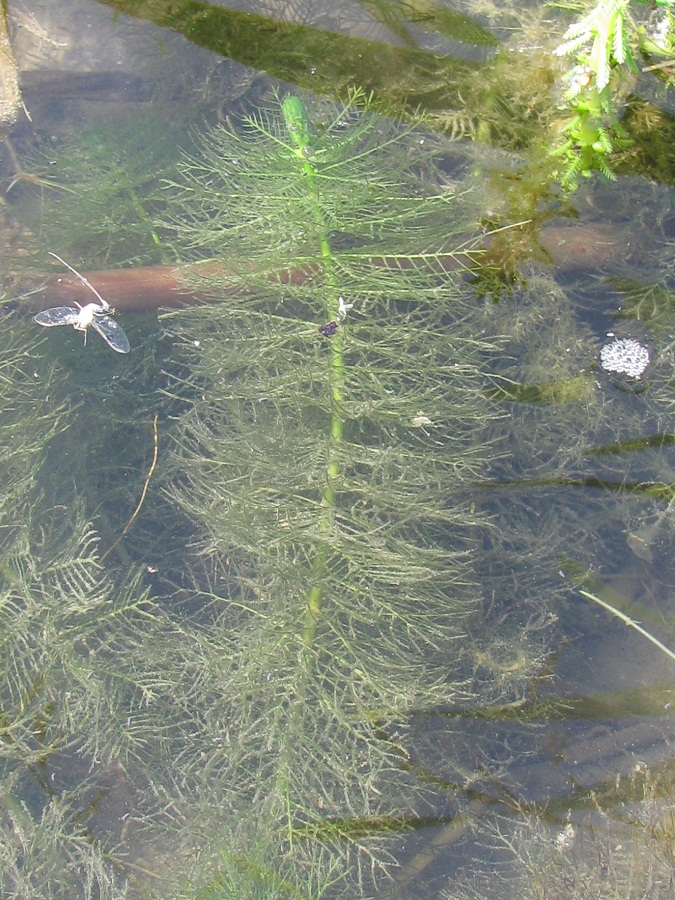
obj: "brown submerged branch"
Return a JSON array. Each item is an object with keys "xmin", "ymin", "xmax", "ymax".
[{"xmin": 18, "ymin": 223, "xmax": 621, "ymax": 315}]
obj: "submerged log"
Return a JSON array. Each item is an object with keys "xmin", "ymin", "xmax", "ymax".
[
  {"xmin": 20, "ymin": 258, "xmax": 326, "ymax": 313},
  {"xmin": 19, "ymin": 223, "xmax": 623, "ymax": 315},
  {"xmin": 26, "ymin": 263, "xmax": 204, "ymax": 313}
]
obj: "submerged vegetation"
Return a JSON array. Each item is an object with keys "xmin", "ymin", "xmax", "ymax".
[
  {"xmin": 1, "ymin": 2, "xmax": 674, "ymax": 895},
  {"xmin": 552, "ymin": 0, "xmax": 675, "ymax": 189},
  {"xmin": 92, "ymin": 0, "xmax": 675, "ymax": 200},
  {"xmin": 153, "ymin": 90, "xmax": 521, "ymax": 892},
  {"xmin": 0, "ymin": 90, "xmax": 556, "ymax": 896},
  {"xmin": 443, "ymin": 760, "xmax": 675, "ymax": 899}
]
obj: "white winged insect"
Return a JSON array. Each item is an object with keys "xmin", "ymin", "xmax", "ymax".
[{"xmin": 34, "ymin": 252, "xmax": 130, "ymax": 354}]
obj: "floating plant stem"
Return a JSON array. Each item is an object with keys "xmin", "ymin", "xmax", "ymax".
[
  {"xmin": 283, "ymin": 95, "xmax": 343, "ymax": 639},
  {"xmin": 579, "ymin": 589, "xmax": 675, "ymax": 665}
]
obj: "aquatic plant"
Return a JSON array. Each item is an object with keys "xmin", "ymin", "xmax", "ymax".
[
  {"xmin": 9, "ymin": 112, "xmax": 183, "ymax": 268},
  {"xmin": 0, "ymin": 322, "xmax": 144, "ymax": 897},
  {"xmin": 141, "ymin": 89, "xmax": 548, "ymax": 892},
  {"xmin": 5, "ymin": 77, "xmax": 673, "ymax": 895},
  {"xmin": 0, "ymin": 84, "xmax": 554, "ymax": 896},
  {"xmin": 552, "ymin": 0, "xmax": 674, "ymax": 189},
  {"xmin": 441, "ymin": 761, "xmax": 675, "ymax": 900}
]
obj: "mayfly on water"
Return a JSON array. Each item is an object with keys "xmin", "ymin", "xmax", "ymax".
[{"xmin": 34, "ymin": 252, "xmax": 130, "ymax": 354}]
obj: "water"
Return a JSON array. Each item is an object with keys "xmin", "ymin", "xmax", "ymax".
[{"xmin": 1, "ymin": 1, "xmax": 674, "ymax": 897}]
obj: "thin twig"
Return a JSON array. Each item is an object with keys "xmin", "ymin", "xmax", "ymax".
[
  {"xmin": 579, "ymin": 589, "xmax": 675, "ymax": 665},
  {"xmin": 100, "ymin": 414, "xmax": 159, "ymax": 563},
  {"xmin": 642, "ymin": 59, "xmax": 675, "ymax": 73}
]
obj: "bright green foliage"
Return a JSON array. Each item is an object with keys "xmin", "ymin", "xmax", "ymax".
[
  {"xmin": 554, "ymin": 0, "xmax": 639, "ymax": 92},
  {"xmin": 552, "ymin": 0, "xmax": 674, "ymax": 188},
  {"xmin": 551, "ymin": 86, "xmax": 619, "ymax": 190}
]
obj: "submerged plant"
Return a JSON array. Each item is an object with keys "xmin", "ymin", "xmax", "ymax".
[
  {"xmin": 12, "ymin": 85, "xmax": 673, "ymax": 897},
  {"xmin": 552, "ymin": 0, "xmax": 674, "ymax": 189},
  {"xmin": 0, "ymin": 85, "xmax": 549, "ymax": 896},
  {"xmin": 145, "ymin": 89, "xmax": 542, "ymax": 891},
  {"xmin": 441, "ymin": 760, "xmax": 675, "ymax": 900},
  {"xmin": 8, "ymin": 112, "xmax": 183, "ymax": 268}
]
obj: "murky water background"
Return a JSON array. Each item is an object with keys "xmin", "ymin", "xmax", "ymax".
[{"xmin": 1, "ymin": 1, "xmax": 674, "ymax": 897}]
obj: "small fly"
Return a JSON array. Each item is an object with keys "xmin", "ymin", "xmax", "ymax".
[{"xmin": 34, "ymin": 252, "xmax": 130, "ymax": 354}]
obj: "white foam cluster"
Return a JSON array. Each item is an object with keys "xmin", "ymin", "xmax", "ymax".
[{"xmin": 600, "ymin": 338, "xmax": 650, "ymax": 379}]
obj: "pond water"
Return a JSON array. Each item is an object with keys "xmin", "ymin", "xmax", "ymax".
[{"xmin": 1, "ymin": 1, "xmax": 674, "ymax": 897}]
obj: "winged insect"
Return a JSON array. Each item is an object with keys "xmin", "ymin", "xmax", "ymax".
[{"xmin": 34, "ymin": 252, "xmax": 130, "ymax": 353}]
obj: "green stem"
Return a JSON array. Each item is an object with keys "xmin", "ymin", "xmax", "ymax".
[
  {"xmin": 283, "ymin": 96, "xmax": 343, "ymax": 641},
  {"xmin": 125, "ymin": 184, "xmax": 170, "ymax": 264}
]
